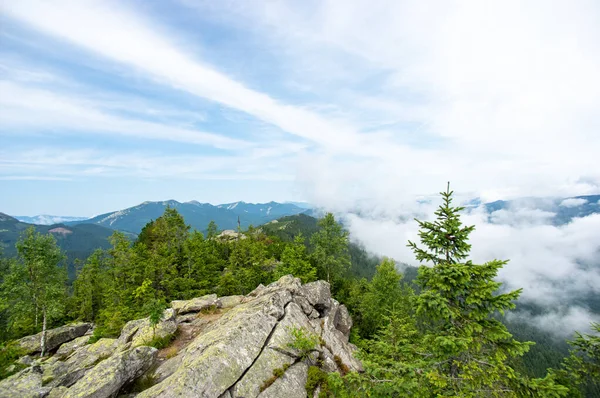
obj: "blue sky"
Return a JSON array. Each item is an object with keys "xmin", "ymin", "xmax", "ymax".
[{"xmin": 1, "ymin": 0, "xmax": 599, "ymax": 216}]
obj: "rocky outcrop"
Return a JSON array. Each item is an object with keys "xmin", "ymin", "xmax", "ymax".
[
  {"xmin": 62, "ymin": 346, "xmax": 157, "ymax": 398},
  {"xmin": 2, "ymin": 276, "xmax": 361, "ymax": 398},
  {"xmin": 171, "ymin": 294, "xmax": 218, "ymax": 315},
  {"xmin": 138, "ymin": 276, "xmax": 361, "ymax": 398},
  {"xmin": 42, "ymin": 338, "xmax": 118, "ymax": 387},
  {"xmin": 118, "ymin": 309, "xmax": 177, "ymax": 348},
  {"xmin": 55, "ymin": 335, "xmax": 91, "ymax": 359},
  {"xmin": 0, "ymin": 366, "xmax": 51, "ymax": 398},
  {"xmin": 17, "ymin": 323, "xmax": 91, "ymax": 355}
]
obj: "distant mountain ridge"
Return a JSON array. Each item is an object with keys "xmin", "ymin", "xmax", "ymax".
[
  {"xmin": 67, "ymin": 200, "xmax": 309, "ymax": 234},
  {"xmin": 15, "ymin": 215, "xmax": 89, "ymax": 225},
  {"xmin": 0, "ymin": 213, "xmax": 118, "ymax": 280},
  {"xmin": 477, "ymin": 194, "xmax": 600, "ymax": 225}
]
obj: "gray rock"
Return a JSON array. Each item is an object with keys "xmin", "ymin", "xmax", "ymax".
[
  {"xmin": 292, "ymin": 295, "xmax": 313, "ymax": 316},
  {"xmin": 233, "ymin": 302, "xmax": 314, "ymax": 398},
  {"xmin": 55, "ymin": 335, "xmax": 91, "ymax": 359},
  {"xmin": 136, "ymin": 287, "xmax": 293, "ymax": 397},
  {"xmin": 299, "ymin": 281, "xmax": 331, "ymax": 314},
  {"xmin": 118, "ymin": 309, "xmax": 177, "ymax": 349},
  {"xmin": 0, "ymin": 366, "xmax": 52, "ymax": 398},
  {"xmin": 63, "ymin": 346, "xmax": 157, "ymax": 398},
  {"xmin": 171, "ymin": 294, "xmax": 218, "ymax": 314},
  {"xmin": 313, "ymin": 302, "xmax": 362, "ymax": 372},
  {"xmin": 175, "ymin": 313, "xmax": 197, "ymax": 324},
  {"xmin": 43, "ymin": 338, "xmax": 118, "ymax": 387},
  {"xmin": 18, "ymin": 323, "xmax": 91, "ymax": 355},
  {"xmin": 217, "ymin": 295, "xmax": 244, "ymax": 309},
  {"xmin": 333, "ymin": 304, "xmax": 352, "ymax": 340},
  {"xmin": 17, "ymin": 355, "xmax": 34, "ymax": 366},
  {"xmin": 257, "ymin": 362, "xmax": 308, "ymax": 398},
  {"xmin": 47, "ymin": 386, "xmax": 68, "ymax": 398}
]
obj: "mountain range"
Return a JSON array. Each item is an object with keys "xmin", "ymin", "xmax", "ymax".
[
  {"xmin": 14, "ymin": 215, "xmax": 89, "ymax": 225},
  {"xmin": 0, "ymin": 213, "xmax": 119, "ymax": 279},
  {"xmin": 65, "ymin": 200, "xmax": 310, "ymax": 234}
]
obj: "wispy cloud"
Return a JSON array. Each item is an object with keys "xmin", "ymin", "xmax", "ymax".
[{"xmin": 0, "ymin": 81, "xmax": 250, "ymax": 150}]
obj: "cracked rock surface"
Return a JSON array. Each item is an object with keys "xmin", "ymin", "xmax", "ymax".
[{"xmin": 0, "ymin": 276, "xmax": 361, "ymax": 398}]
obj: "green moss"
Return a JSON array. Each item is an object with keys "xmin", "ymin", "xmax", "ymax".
[
  {"xmin": 260, "ymin": 363, "xmax": 292, "ymax": 392},
  {"xmin": 306, "ymin": 365, "xmax": 329, "ymax": 396},
  {"xmin": 129, "ymin": 373, "xmax": 158, "ymax": 393},
  {"xmin": 145, "ymin": 333, "xmax": 175, "ymax": 349},
  {"xmin": 199, "ymin": 304, "xmax": 219, "ymax": 315},
  {"xmin": 333, "ymin": 355, "xmax": 350, "ymax": 376}
]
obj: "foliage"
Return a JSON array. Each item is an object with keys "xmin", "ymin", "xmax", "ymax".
[
  {"xmin": 311, "ymin": 213, "xmax": 350, "ymax": 283},
  {"xmin": 355, "ymin": 258, "xmax": 413, "ymax": 339},
  {"xmin": 306, "ymin": 365, "xmax": 329, "ymax": 397},
  {"xmin": 145, "ymin": 333, "xmax": 175, "ymax": 349},
  {"xmin": 0, "ymin": 197, "xmax": 591, "ymax": 396},
  {"xmin": 274, "ymin": 234, "xmax": 317, "ymax": 283},
  {"xmin": 0, "ymin": 341, "xmax": 26, "ymax": 380},
  {"xmin": 1, "ymin": 228, "xmax": 67, "ymax": 355},
  {"xmin": 405, "ymin": 183, "xmax": 546, "ymax": 396},
  {"xmin": 551, "ymin": 322, "xmax": 600, "ymax": 397},
  {"xmin": 287, "ymin": 327, "xmax": 320, "ymax": 360}
]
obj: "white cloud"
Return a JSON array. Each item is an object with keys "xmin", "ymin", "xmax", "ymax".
[
  {"xmin": 560, "ymin": 198, "xmax": 588, "ymax": 208},
  {"xmin": 507, "ymin": 306, "xmax": 598, "ymax": 338},
  {"xmin": 333, "ymin": 201, "xmax": 600, "ymax": 336},
  {"xmin": 2, "ymin": 0, "xmax": 370, "ymax": 152},
  {"xmin": 0, "ymin": 147, "xmax": 295, "ymax": 181},
  {"xmin": 0, "ymin": 81, "xmax": 249, "ymax": 150}
]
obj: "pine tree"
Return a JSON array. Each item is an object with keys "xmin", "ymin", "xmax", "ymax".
[
  {"xmin": 358, "ymin": 258, "xmax": 412, "ymax": 339},
  {"xmin": 72, "ymin": 249, "xmax": 105, "ymax": 321},
  {"xmin": 407, "ymin": 183, "xmax": 565, "ymax": 396}
]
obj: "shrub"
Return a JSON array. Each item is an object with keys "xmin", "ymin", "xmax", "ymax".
[
  {"xmin": 145, "ymin": 334, "xmax": 175, "ymax": 349},
  {"xmin": 287, "ymin": 327, "xmax": 320, "ymax": 360},
  {"xmin": 306, "ymin": 365, "xmax": 329, "ymax": 396}
]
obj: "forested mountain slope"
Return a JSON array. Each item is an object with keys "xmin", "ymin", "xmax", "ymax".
[
  {"xmin": 70, "ymin": 200, "xmax": 308, "ymax": 234},
  {"xmin": 0, "ymin": 213, "xmax": 118, "ymax": 279}
]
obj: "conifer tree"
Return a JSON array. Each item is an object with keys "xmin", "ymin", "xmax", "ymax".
[
  {"xmin": 358, "ymin": 258, "xmax": 412, "ymax": 339},
  {"xmin": 274, "ymin": 234, "xmax": 317, "ymax": 283},
  {"xmin": 311, "ymin": 213, "xmax": 350, "ymax": 283},
  {"xmin": 407, "ymin": 183, "xmax": 565, "ymax": 396}
]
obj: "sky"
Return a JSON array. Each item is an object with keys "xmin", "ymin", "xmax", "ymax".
[
  {"xmin": 1, "ymin": 0, "xmax": 599, "ymax": 335},
  {"xmin": 1, "ymin": 0, "xmax": 599, "ymax": 217}
]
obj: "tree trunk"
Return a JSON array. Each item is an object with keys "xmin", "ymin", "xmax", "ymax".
[{"xmin": 40, "ymin": 306, "xmax": 47, "ymax": 357}]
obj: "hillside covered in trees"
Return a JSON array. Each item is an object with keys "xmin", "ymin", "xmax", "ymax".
[{"xmin": 0, "ymin": 186, "xmax": 598, "ymax": 397}]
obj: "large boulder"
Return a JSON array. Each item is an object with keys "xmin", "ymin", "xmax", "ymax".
[
  {"xmin": 257, "ymin": 362, "xmax": 308, "ymax": 398},
  {"xmin": 312, "ymin": 301, "xmax": 362, "ymax": 373},
  {"xmin": 171, "ymin": 294, "xmax": 218, "ymax": 315},
  {"xmin": 137, "ymin": 282, "xmax": 295, "ymax": 397},
  {"xmin": 299, "ymin": 281, "xmax": 331, "ymax": 314},
  {"xmin": 232, "ymin": 302, "xmax": 314, "ymax": 398},
  {"xmin": 2, "ymin": 276, "xmax": 363, "ymax": 398},
  {"xmin": 55, "ymin": 335, "xmax": 91, "ymax": 359},
  {"xmin": 0, "ymin": 366, "xmax": 51, "ymax": 398},
  {"xmin": 118, "ymin": 309, "xmax": 177, "ymax": 348},
  {"xmin": 18, "ymin": 323, "xmax": 91, "ymax": 355},
  {"xmin": 63, "ymin": 346, "xmax": 157, "ymax": 398},
  {"xmin": 42, "ymin": 338, "xmax": 118, "ymax": 387},
  {"xmin": 217, "ymin": 295, "xmax": 244, "ymax": 309}
]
